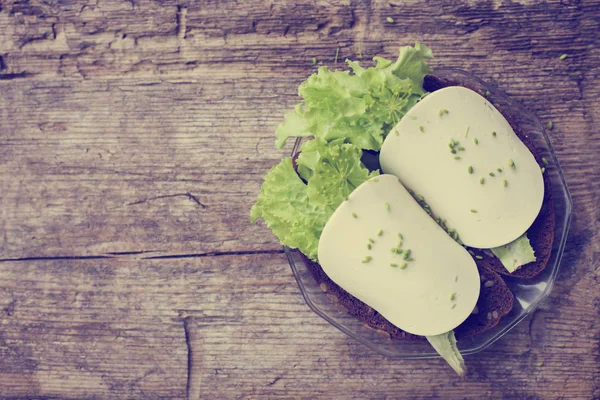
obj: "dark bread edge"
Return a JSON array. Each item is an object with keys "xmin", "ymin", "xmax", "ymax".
[
  {"xmin": 454, "ymin": 264, "xmax": 514, "ymax": 339},
  {"xmin": 301, "ymin": 251, "xmax": 515, "ymax": 341}
]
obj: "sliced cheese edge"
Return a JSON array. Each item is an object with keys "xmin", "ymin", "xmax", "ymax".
[
  {"xmin": 317, "ymin": 174, "xmax": 480, "ymax": 336},
  {"xmin": 380, "ymin": 86, "xmax": 544, "ymax": 249}
]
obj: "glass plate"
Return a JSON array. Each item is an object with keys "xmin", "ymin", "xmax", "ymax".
[{"xmin": 285, "ymin": 68, "xmax": 573, "ymax": 358}]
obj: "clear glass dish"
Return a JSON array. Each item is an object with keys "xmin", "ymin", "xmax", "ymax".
[{"xmin": 285, "ymin": 68, "xmax": 573, "ymax": 358}]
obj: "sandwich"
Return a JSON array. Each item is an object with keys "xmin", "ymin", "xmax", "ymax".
[{"xmin": 250, "ymin": 43, "xmax": 555, "ymax": 376}]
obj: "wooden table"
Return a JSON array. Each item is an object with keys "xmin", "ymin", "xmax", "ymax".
[{"xmin": 0, "ymin": 1, "xmax": 599, "ymax": 398}]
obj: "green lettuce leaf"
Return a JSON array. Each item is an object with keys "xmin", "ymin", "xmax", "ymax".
[
  {"xmin": 296, "ymin": 137, "xmax": 346, "ymax": 181},
  {"xmin": 491, "ymin": 233, "xmax": 536, "ymax": 273},
  {"xmin": 426, "ymin": 331, "xmax": 467, "ymax": 378},
  {"xmin": 251, "ymin": 141, "xmax": 374, "ymax": 260},
  {"xmin": 250, "ymin": 158, "xmax": 329, "ymax": 260},
  {"xmin": 275, "ymin": 42, "xmax": 433, "ymax": 150},
  {"xmin": 305, "ymin": 139, "xmax": 379, "ymax": 210}
]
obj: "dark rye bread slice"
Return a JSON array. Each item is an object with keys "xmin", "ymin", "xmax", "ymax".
[
  {"xmin": 423, "ymin": 75, "xmax": 556, "ymax": 279},
  {"xmin": 300, "ymin": 252, "xmax": 514, "ymax": 340},
  {"xmin": 454, "ymin": 264, "xmax": 514, "ymax": 339}
]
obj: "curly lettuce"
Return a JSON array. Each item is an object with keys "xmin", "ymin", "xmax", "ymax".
[
  {"xmin": 275, "ymin": 42, "xmax": 433, "ymax": 150},
  {"xmin": 250, "ymin": 140, "xmax": 376, "ymax": 260}
]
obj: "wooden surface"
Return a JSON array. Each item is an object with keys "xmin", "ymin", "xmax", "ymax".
[{"xmin": 0, "ymin": 0, "xmax": 599, "ymax": 398}]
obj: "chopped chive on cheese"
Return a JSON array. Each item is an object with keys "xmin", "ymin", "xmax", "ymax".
[
  {"xmin": 390, "ymin": 263, "xmax": 398, "ymax": 268},
  {"xmin": 403, "ymin": 249, "xmax": 411, "ymax": 260},
  {"xmin": 470, "ymin": 209, "xmax": 477, "ymax": 213},
  {"xmin": 465, "ymin": 126, "xmax": 470, "ymax": 137},
  {"xmin": 450, "ymin": 292, "xmax": 456, "ymax": 301},
  {"xmin": 509, "ymin": 159, "xmax": 515, "ymax": 168},
  {"xmin": 406, "ymin": 257, "xmax": 414, "ymax": 261},
  {"xmin": 362, "ymin": 256, "xmax": 372, "ymax": 263},
  {"xmin": 368, "ymin": 238, "xmax": 375, "ymax": 243},
  {"xmin": 468, "ymin": 166, "xmax": 473, "ymax": 174},
  {"xmin": 377, "ymin": 229, "xmax": 383, "ymax": 236},
  {"xmin": 400, "ymin": 262, "xmax": 407, "ymax": 269},
  {"xmin": 454, "ymin": 156, "xmax": 461, "ymax": 160},
  {"xmin": 367, "ymin": 244, "xmax": 372, "ymax": 250},
  {"xmin": 419, "ymin": 125, "xmax": 424, "ymax": 133},
  {"xmin": 489, "ymin": 172, "xmax": 495, "ymax": 177},
  {"xmin": 473, "ymin": 137, "xmax": 479, "ymax": 145},
  {"xmin": 373, "ymin": 177, "xmax": 379, "ymax": 182},
  {"xmin": 438, "ymin": 109, "xmax": 449, "ymax": 116},
  {"xmin": 480, "ymin": 177, "xmax": 485, "ymax": 184},
  {"xmin": 457, "ymin": 146, "xmax": 465, "ymax": 151},
  {"xmin": 503, "ymin": 179, "xmax": 508, "ymax": 187},
  {"xmin": 497, "ymin": 168, "xmax": 503, "ymax": 173},
  {"xmin": 492, "ymin": 131, "xmax": 497, "ymax": 137},
  {"xmin": 352, "ymin": 212, "xmax": 358, "ymax": 218},
  {"xmin": 385, "ymin": 202, "xmax": 390, "ymax": 211},
  {"xmin": 398, "ymin": 233, "xmax": 403, "ymax": 240}
]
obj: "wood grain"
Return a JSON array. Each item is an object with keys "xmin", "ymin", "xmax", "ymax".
[
  {"xmin": 0, "ymin": 0, "xmax": 599, "ymax": 398},
  {"xmin": 0, "ymin": 253, "xmax": 598, "ymax": 399}
]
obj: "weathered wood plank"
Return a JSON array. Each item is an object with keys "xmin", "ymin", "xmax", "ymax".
[
  {"xmin": 0, "ymin": 0, "xmax": 598, "ymax": 260},
  {"xmin": 0, "ymin": 253, "xmax": 597, "ymax": 399},
  {"xmin": 0, "ymin": 77, "xmax": 293, "ymax": 258},
  {"xmin": 0, "ymin": 0, "xmax": 598, "ymax": 81},
  {"xmin": 0, "ymin": 0, "xmax": 598, "ymax": 398},
  {"xmin": 0, "ymin": 70, "xmax": 599, "ymax": 259}
]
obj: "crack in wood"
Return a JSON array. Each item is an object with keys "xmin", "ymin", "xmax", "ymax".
[
  {"xmin": 0, "ymin": 72, "xmax": 36, "ymax": 80},
  {"xmin": 126, "ymin": 193, "xmax": 207, "ymax": 209},
  {"xmin": 0, "ymin": 250, "xmax": 282, "ymax": 263},
  {"xmin": 104, "ymin": 250, "xmax": 164, "ymax": 256},
  {"xmin": 266, "ymin": 376, "xmax": 282, "ymax": 386},
  {"xmin": 143, "ymin": 249, "xmax": 284, "ymax": 260},
  {"xmin": 0, "ymin": 255, "xmax": 112, "ymax": 263},
  {"xmin": 183, "ymin": 316, "xmax": 193, "ymax": 400},
  {"xmin": 177, "ymin": 6, "xmax": 188, "ymax": 42}
]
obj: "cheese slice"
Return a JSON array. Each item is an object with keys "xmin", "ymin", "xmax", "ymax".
[
  {"xmin": 317, "ymin": 174, "xmax": 480, "ymax": 336},
  {"xmin": 380, "ymin": 86, "xmax": 544, "ymax": 249}
]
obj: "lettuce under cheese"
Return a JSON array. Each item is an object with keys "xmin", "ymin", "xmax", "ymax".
[
  {"xmin": 491, "ymin": 233, "xmax": 537, "ymax": 273},
  {"xmin": 275, "ymin": 43, "xmax": 433, "ymax": 150},
  {"xmin": 426, "ymin": 331, "xmax": 467, "ymax": 378}
]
